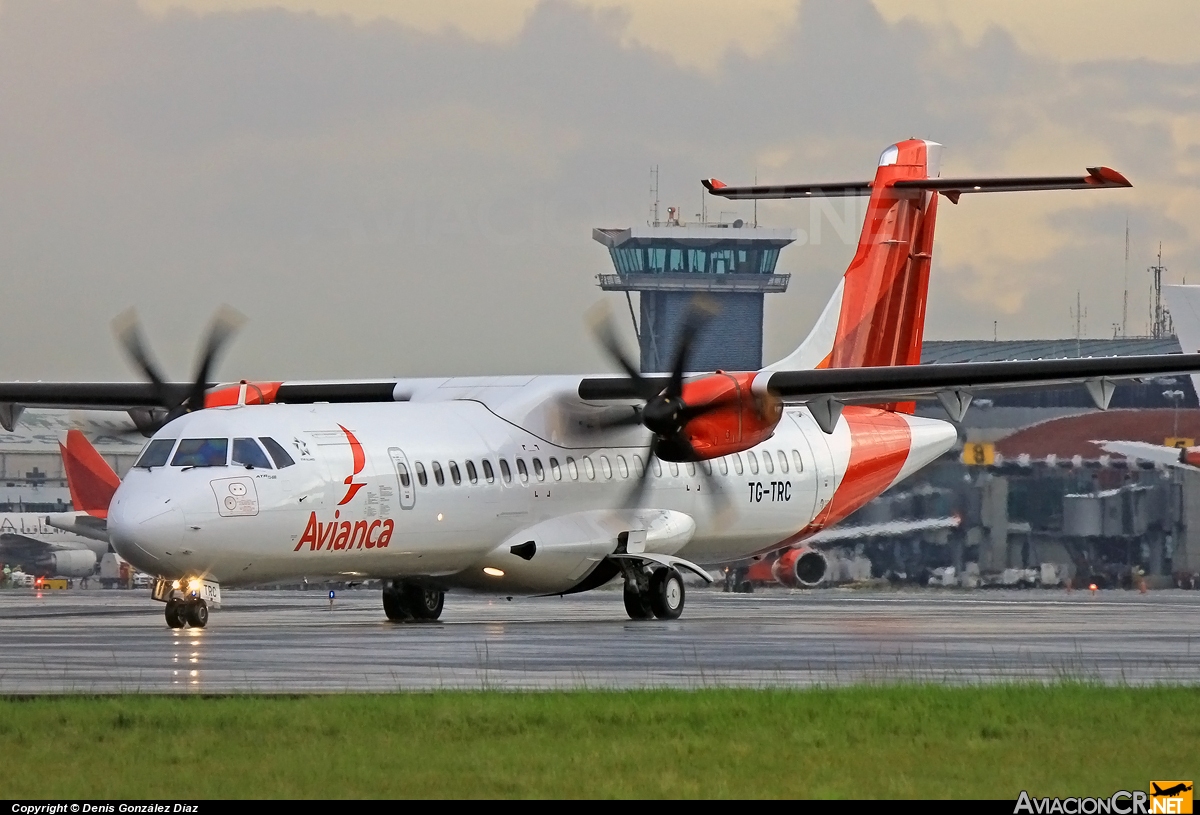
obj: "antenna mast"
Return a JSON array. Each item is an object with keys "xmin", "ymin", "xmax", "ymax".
[
  {"xmin": 649, "ymin": 165, "xmax": 660, "ymax": 226},
  {"xmin": 1122, "ymin": 217, "xmax": 1129, "ymax": 337},
  {"xmin": 1149, "ymin": 242, "xmax": 1172, "ymax": 339}
]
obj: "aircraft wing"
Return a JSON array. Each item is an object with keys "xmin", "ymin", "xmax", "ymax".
[
  {"xmin": 0, "ymin": 381, "xmax": 402, "ymax": 412},
  {"xmin": 579, "ymin": 353, "xmax": 1200, "ymax": 403},
  {"xmin": 760, "ymin": 353, "xmax": 1200, "ymax": 403},
  {"xmin": 0, "ymin": 533, "xmax": 60, "ymax": 561},
  {"xmin": 1094, "ymin": 440, "xmax": 1193, "ymax": 468},
  {"xmin": 801, "ymin": 516, "xmax": 960, "ymax": 546}
]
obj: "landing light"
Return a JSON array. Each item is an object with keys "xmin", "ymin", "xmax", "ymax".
[
  {"xmin": 171, "ymin": 580, "xmax": 181, "ymax": 590},
  {"xmin": 483, "ymin": 567, "xmax": 504, "ymax": 578}
]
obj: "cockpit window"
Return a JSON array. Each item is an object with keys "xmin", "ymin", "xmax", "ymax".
[
  {"xmin": 232, "ymin": 438, "xmax": 272, "ymax": 470},
  {"xmin": 171, "ymin": 438, "xmax": 228, "ymax": 468},
  {"xmin": 259, "ymin": 437, "xmax": 295, "ymax": 469},
  {"xmin": 135, "ymin": 439, "xmax": 176, "ymax": 469}
]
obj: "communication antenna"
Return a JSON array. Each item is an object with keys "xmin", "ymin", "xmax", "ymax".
[
  {"xmin": 753, "ymin": 169, "xmax": 758, "ymax": 228},
  {"xmin": 649, "ymin": 165, "xmax": 660, "ymax": 226},
  {"xmin": 1070, "ymin": 291, "xmax": 1087, "ymax": 356},
  {"xmin": 1148, "ymin": 243, "xmax": 1172, "ymax": 339},
  {"xmin": 1122, "ymin": 217, "xmax": 1129, "ymax": 337}
]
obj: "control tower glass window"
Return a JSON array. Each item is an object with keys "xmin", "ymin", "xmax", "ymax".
[{"xmin": 610, "ymin": 245, "xmax": 780, "ymax": 276}]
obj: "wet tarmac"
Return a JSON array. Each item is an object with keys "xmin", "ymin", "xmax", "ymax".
[{"xmin": 1, "ymin": 585, "xmax": 1197, "ymax": 692}]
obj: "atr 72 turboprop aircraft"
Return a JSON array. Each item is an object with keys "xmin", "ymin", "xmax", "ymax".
[{"xmin": 5, "ymin": 139, "xmax": 1199, "ymax": 629}]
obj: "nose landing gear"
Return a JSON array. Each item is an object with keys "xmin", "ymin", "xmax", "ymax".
[{"xmin": 382, "ymin": 580, "xmax": 444, "ymax": 622}]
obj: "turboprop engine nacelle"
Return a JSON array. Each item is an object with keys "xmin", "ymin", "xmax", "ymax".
[
  {"xmin": 671, "ymin": 372, "xmax": 782, "ymax": 462},
  {"xmin": 771, "ymin": 547, "xmax": 827, "ymax": 588},
  {"xmin": 40, "ymin": 549, "xmax": 98, "ymax": 578}
]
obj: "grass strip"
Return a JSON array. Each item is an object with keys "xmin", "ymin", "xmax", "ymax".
[{"xmin": 2, "ymin": 685, "xmax": 1197, "ymax": 798}]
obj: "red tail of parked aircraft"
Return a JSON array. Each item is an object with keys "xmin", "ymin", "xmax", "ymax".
[{"xmin": 59, "ymin": 429, "xmax": 121, "ymax": 519}]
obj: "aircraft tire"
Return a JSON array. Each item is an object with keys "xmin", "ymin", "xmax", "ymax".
[
  {"xmin": 165, "ymin": 600, "xmax": 186, "ymax": 629},
  {"xmin": 382, "ymin": 587, "xmax": 410, "ymax": 622},
  {"xmin": 185, "ymin": 600, "xmax": 209, "ymax": 628},
  {"xmin": 406, "ymin": 587, "xmax": 444, "ymax": 621},
  {"xmin": 649, "ymin": 568, "xmax": 685, "ymax": 620},
  {"xmin": 623, "ymin": 582, "xmax": 654, "ymax": 620}
]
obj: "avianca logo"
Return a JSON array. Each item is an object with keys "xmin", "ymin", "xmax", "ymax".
[
  {"xmin": 337, "ymin": 424, "xmax": 367, "ymax": 505},
  {"xmin": 294, "ymin": 510, "xmax": 394, "ymax": 552}
]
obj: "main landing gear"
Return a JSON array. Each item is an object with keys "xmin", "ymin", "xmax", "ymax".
[
  {"xmin": 382, "ymin": 580, "xmax": 444, "ymax": 622},
  {"xmin": 622, "ymin": 565, "xmax": 685, "ymax": 621},
  {"xmin": 165, "ymin": 597, "xmax": 208, "ymax": 629}
]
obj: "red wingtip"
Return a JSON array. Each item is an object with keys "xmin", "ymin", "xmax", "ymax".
[
  {"xmin": 61, "ymin": 430, "xmax": 121, "ymax": 519},
  {"xmin": 702, "ymin": 178, "xmax": 727, "ymax": 191},
  {"xmin": 1086, "ymin": 166, "xmax": 1132, "ymax": 187}
]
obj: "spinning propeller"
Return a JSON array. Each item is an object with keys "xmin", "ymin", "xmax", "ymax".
[
  {"xmin": 113, "ymin": 305, "xmax": 246, "ymax": 435},
  {"xmin": 588, "ymin": 297, "xmax": 736, "ymax": 519}
]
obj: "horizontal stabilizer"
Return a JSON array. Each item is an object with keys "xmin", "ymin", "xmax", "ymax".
[{"xmin": 703, "ymin": 167, "xmax": 1130, "ymax": 201}]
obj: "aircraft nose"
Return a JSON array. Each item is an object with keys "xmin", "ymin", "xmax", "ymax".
[{"xmin": 108, "ymin": 487, "xmax": 184, "ymax": 570}]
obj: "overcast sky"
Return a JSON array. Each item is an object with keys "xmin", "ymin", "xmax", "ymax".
[{"xmin": 1, "ymin": 0, "xmax": 1198, "ymax": 382}]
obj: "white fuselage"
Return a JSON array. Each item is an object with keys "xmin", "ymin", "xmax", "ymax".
[{"xmin": 107, "ymin": 376, "xmax": 957, "ymax": 595}]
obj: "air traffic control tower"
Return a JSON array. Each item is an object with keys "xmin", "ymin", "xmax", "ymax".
[{"xmin": 593, "ymin": 210, "xmax": 796, "ymax": 373}]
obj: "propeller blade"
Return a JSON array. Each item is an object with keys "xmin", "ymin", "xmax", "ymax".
[
  {"xmin": 112, "ymin": 308, "xmax": 172, "ymax": 409},
  {"xmin": 185, "ymin": 305, "xmax": 246, "ymax": 413},
  {"xmin": 591, "ymin": 408, "xmax": 646, "ymax": 431},
  {"xmin": 696, "ymin": 455, "xmax": 735, "ymax": 529},
  {"xmin": 667, "ymin": 295, "xmax": 719, "ymax": 398},
  {"xmin": 621, "ymin": 436, "xmax": 658, "ymax": 511},
  {"xmin": 587, "ymin": 303, "xmax": 660, "ymax": 399},
  {"xmin": 676, "ymin": 392, "xmax": 741, "ymax": 425}
]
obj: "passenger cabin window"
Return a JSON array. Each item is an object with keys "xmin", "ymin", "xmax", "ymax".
[
  {"xmin": 415, "ymin": 461, "xmax": 428, "ymax": 486},
  {"xmin": 777, "ymin": 451, "xmax": 789, "ymax": 473},
  {"xmin": 135, "ymin": 439, "xmax": 176, "ymax": 469},
  {"xmin": 549, "ymin": 457, "xmax": 561, "ymax": 481},
  {"xmin": 616, "ymin": 456, "xmax": 629, "ymax": 478},
  {"xmin": 432, "ymin": 461, "xmax": 445, "ymax": 486},
  {"xmin": 652, "ymin": 459, "xmax": 662, "ymax": 477},
  {"xmin": 762, "ymin": 452, "xmax": 774, "ymax": 474},
  {"xmin": 792, "ymin": 450, "xmax": 804, "ymax": 472},
  {"xmin": 465, "ymin": 460, "xmax": 478, "ymax": 484},
  {"xmin": 669, "ymin": 462, "xmax": 679, "ymax": 477},
  {"xmin": 232, "ymin": 438, "xmax": 272, "ymax": 470},
  {"xmin": 600, "ymin": 456, "xmax": 612, "ymax": 479},
  {"xmin": 719, "ymin": 457, "xmax": 728, "ymax": 475},
  {"xmin": 396, "ymin": 461, "xmax": 411, "ymax": 487},
  {"xmin": 260, "ymin": 437, "xmax": 296, "ymax": 469},
  {"xmin": 747, "ymin": 451, "xmax": 759, "ymax": 474},
  {"xmin": 702, "ymin": 461, "xmax": 712, "ymax": 475},
  {"xmin": 449, "ymin": 461, "xmax": 462, "ymax": 485},
  {"xmin": 499, "ymin": 459, "xmax": 512, "ymax": 483},
  {"xmin": 482, "ymin": 460, "xmax": 495, "ymax": 483},
  {"xmin": 533, "ymin": 458, "xmax": 545, "ymax": 481},
  {"xmin": 732, "ymin": 454, "xmax": 744, "ymax": 475},
  {"xmin": 687, "ymin": 462, "xmax": 696, "ymax": 476},
  {"xmin": 633, "ymin": 455, "xmax": 644, "ymax": 478},
  {"xmin": 583, "ymin": 457, "xmax": 595, "ymax": 480},
  {"xmin": 517, "ymin": 458, "xmax": 529, "ymax": 483},
  {"xmin": 566, "ymin": 457, "xmax": 579, "ymax": 480},
  {"xmin": 172, "ymin": 438, "xmax": 228, "ymax": 468}
]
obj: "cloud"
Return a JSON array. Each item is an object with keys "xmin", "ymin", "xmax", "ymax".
[
  {"xmin": 872, "ymin": 0, "xmax": 1200, "ymax": 64},
  {"xmin": 0, "ymin": 0, "xmax": 1197, "ymax": 384},
  {"xmin": 137, "ymin": 0, "xmax": 801, "ymax": 72}
]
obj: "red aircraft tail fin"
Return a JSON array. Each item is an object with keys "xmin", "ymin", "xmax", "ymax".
[{"xmin": 59, "ymin": 429, "xmax": 121, "ymax": 519}]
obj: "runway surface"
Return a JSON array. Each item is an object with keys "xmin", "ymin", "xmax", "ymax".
[{"xmin": 2, "ymin": 585, "xmax": 1198, "ymax": 692}]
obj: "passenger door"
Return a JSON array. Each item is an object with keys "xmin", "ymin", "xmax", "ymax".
[{"xmin": 388, "ymin": 447, "xmax": 416, "ymax": 510}]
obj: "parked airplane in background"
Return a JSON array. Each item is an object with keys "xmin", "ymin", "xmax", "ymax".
[
  {"xmin": 0, "ymin": 431, "xmax": 120, "ymax": 577},
  {"xmin": 0, "ymin": 138, "xmax": 1189, "ymax": 629}
]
